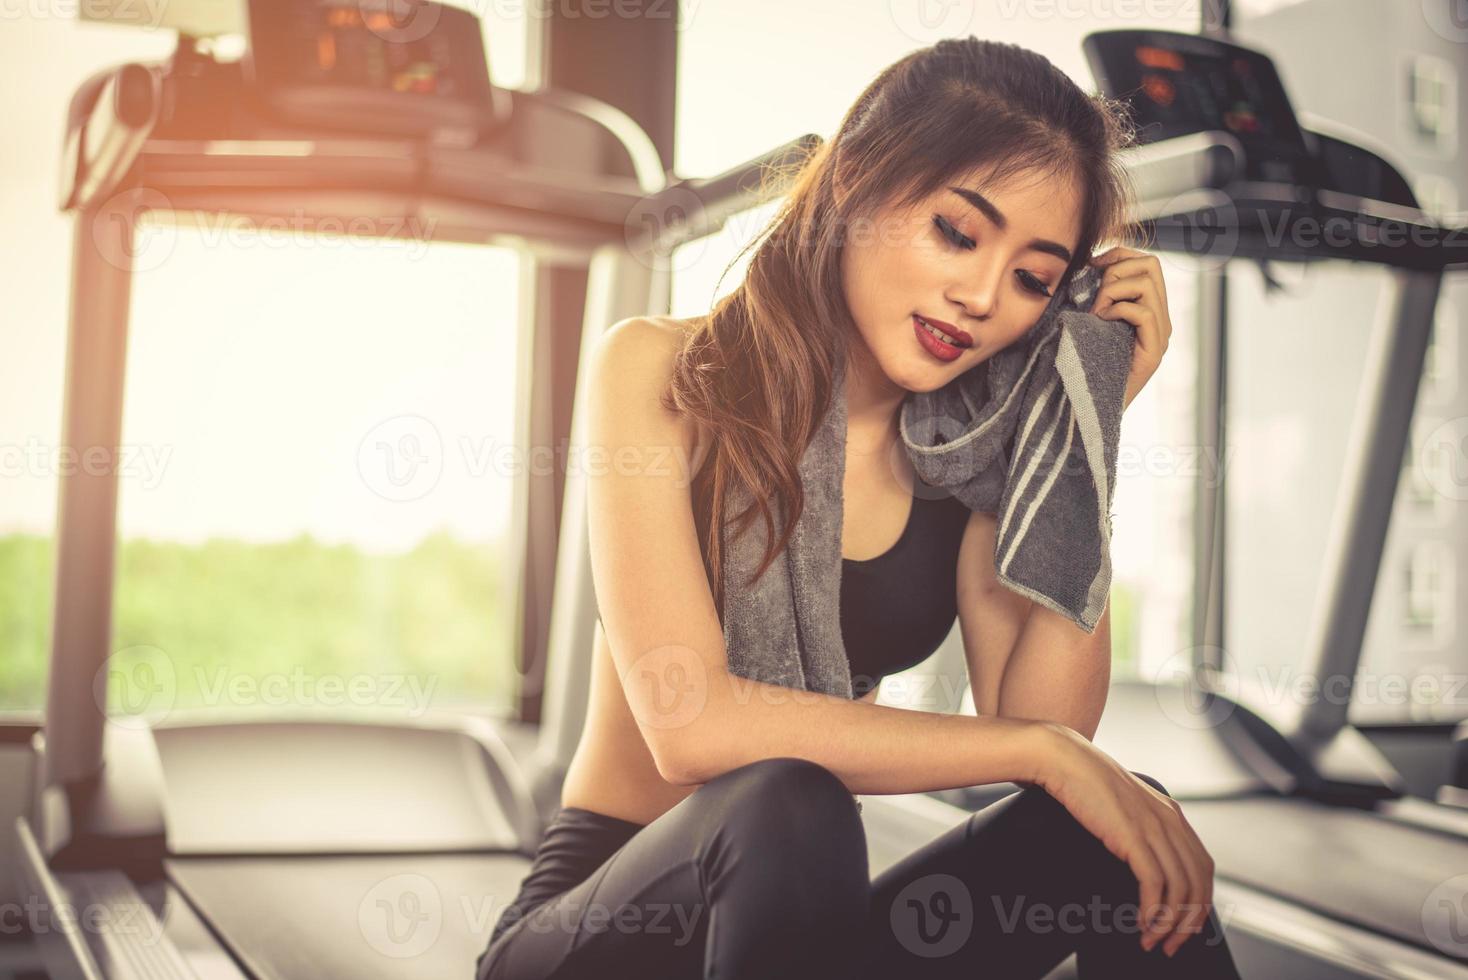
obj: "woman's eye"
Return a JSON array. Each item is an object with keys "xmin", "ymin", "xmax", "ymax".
[
  {"xmin": 1017, "ymin": 270, "xmax": 1053, "ymax": 298},
  {"xmin": 933, "ymin": 214, "xmax": 1051, "ymax": 298},
  {"xmin": 932, "ymin": 214, "xmax": 974, "ymax": 250}
]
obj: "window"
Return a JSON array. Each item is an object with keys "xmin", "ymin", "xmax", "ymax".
[
  {"xmin": 1423, "ymin": 296, "xmax": 1458, "ymax": 403},
  {"xmin": 3, "ymin": 12, "xmax": 528, "ymax": 716},
  {"xmin": 104, "ymin": 226, "xmax": 525, "ymax": 721},
  {"xmin": 1223, "ymin": 262, "xmax": 1381, "ymax": 705},
  {"xmin": 1, "ymin": 24, "xmax": 178, "ymax": 714},
  {"xmin": 1404, "ymin": 419, "xmax": 1453, "ymax": 520},
  {"xmin": 1231, "ymin": 265, "xmax": 1465, "ymax": 726},
  {"xmin": 1405, "ymin": 53, "xmax": 1457, "ymax": 155},
  {"xmin": 1355, "ymin": 284, "xmax": 1466, "ymax": 725},
  {"xmin": 1402, "ymin": 542, "xmax": 1452, "ymax": 635}
]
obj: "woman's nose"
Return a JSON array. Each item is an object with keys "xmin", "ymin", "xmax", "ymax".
[{"xmin": 945, "ymin": 256, "xmax": 1005, "ymax": 322}]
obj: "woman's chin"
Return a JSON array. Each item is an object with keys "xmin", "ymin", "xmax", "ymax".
[{"xmin": 905, "ymin": 352, "xmax": 985, "ymax": 391}]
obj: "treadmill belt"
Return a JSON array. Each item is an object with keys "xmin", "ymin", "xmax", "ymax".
[
  {"xmin": 168, "ymin": 853, "xmax": 532, "ymax": 979},
  {"xmin": 1183, "ymin": 794, "xmax": 1468, "ymax": 960}
]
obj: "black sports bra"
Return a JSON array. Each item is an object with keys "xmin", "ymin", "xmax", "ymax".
[{"xmin": 840, "ymin": 484, "xmax": 971, "ymax": 698}]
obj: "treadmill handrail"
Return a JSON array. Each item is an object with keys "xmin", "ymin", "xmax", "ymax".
[
  {"xmin": 1118, "ymin": 130, "xmax": 1245, "ymax": 205},
  {"xmin": 636, "ymin": 133, "xmax": 823, "ymax": 251},
  {"xmin": 521, "ymin": 86, "xmax": 669, "ymax": 195}
]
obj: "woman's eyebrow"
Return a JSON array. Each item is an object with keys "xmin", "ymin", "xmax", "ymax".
[{"xmin": 946, "ymin": 186, "xmax": 1073, "ymax": 264}]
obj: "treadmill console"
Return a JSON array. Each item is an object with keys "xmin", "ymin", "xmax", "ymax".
[
  {"xmin": 1084, "ymin": 30, "xmax": 1313, "ymax": 186},
  {"xmin": 244, "ymin": 0, "xmax": 506, "ymax": 140}
]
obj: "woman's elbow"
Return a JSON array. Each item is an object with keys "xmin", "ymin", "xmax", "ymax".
[
  {"xmin": 645, "ymin": 713, "xmax": 723, "ymax": 787},
  {"xmin": 654, "ymin": 753, "xmax": 695, "ymax": 786}
]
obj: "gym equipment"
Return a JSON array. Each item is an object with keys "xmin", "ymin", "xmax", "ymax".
[
  {"xmin": 21, "ymin": 6, "xmax": 809, "ymax": 976},
  {"xmin": 21, "ymin": 16, "xmax": 1468, "ymax": 980},
  {"xmin": 897, "ymin": 29, "xmax": 1468, "ymax": 980}
]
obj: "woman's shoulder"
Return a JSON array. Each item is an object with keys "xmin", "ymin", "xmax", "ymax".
[
  {"xmin": 600, "ymin": 314, "xmax": 703, "ymax": 358},
  {"xmin": 644, "ymin": 313, "xmax": 706, "ymax": 335},
  {"xmin": 596, "ymin": 314, "xmax": 713, "ymax": 483}
]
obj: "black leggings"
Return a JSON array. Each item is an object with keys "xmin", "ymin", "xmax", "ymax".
[{"xmin": 476, "ymin": 757, "xmax": 1242, "ymax": 979}]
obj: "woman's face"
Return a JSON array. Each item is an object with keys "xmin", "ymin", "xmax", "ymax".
[{"xmin": 839, "ymin": 167, "xmax": 1084, "ymax": 393}]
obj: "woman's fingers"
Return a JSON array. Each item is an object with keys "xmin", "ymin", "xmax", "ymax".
[
  {"xmin": 1142, "ymin": 797, "xmax": 1214, "ymax": 957},
  {"xmin": 1090, "ymin": 248, "xmax": 1169, "ymax": 308},
  {"xmin": 1125, "ymin": 834, "xmax": 1169, "ymax": 952},
  {"xmin": 1091, "ymin": 266, "xmax": 1159, "ymax": 309},
  {"xmin": 1164, "ymin": 811, "xmax": 1217, "ymax": 956},
  {"xmin": 1096, "ymin": 299, "xmax": 1163, "ymax": 371},
  {"xmin": 1137, "ymin": 810, "xmax": 1193, "ymax": 952},
  {"xmin": 1123, "ymin": 776, "xmax": 1211, "ymax": 956},
  {"xmin": 1090, "ymin": 258, "xmax": 1174, "ymax": 411}
]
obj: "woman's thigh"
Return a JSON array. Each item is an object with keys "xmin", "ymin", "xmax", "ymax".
[
  {"xmin": 479, "ymin": 756, "xmax": 869, "ymax": 980},
  {"xmin": 479, "ymin": 836, "xmax": 706, "ymax": 980},
  {"xmin": 863, "ymin": 773, "xmax": 1241, "ymax": 980}
]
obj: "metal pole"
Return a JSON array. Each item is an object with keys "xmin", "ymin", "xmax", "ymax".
[
  {"xmin": 1193, "ymin": 265, "xmax": 1228, "ymax": 668},
  {"xmin": 42, "ymin": 200, "xmax": 136, "ymax": 788},
  {"xmin": 531, "ymin": 244, "xmax": 656, "ymax": 812},
  {"xmin": 1202, "ymin": 0, "xmax": 1230, "ymax": 37},
  {"xmin": 1294, "ymin": 267, "xmax": 1440, "ymax": 742}
]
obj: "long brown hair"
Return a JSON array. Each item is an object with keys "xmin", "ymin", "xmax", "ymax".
[{"xmin": 661, "ymin": 36, "xmax": 1140, "ymax": 620}]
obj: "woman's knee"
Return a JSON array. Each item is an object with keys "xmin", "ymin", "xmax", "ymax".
[
  {"xmin": 696, "ymin": 758, "xmax": 868, "ymax": 913},
  {"xmin": 707, "ymin": 758, "xmax": 863, "ymax": 842},
  {"xmin": 712, "ymin": 757, "xmax": 854, "ymax": 807},
  {"xmin": 1130, "ymin": 770, "xmax": 1171, "ymax": 797}
]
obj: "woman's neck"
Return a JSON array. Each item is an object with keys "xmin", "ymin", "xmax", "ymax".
[{"xmin": 842, "ymin": 343, "xmax": 906, "ymax": 455}]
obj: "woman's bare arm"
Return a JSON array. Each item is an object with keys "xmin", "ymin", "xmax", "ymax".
[
  {"xmin": 585, "ymin": 317, "xmax": 1052, "ymax": 793},
  {"xmin": 955, "ymin": 509, "xmax": 1031, "ymax": 719},
  {"xmin": 999, "ymin": 601, "xmax": 1111, "ymax": 741},
  {"xmin": 957, "ymin": 509, "xmax": 1111, "ymax": 740}
]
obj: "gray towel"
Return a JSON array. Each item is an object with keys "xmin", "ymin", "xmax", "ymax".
[{"xmin": 721, "ymin": 263, "xmax": 1133, "ymax": 700}]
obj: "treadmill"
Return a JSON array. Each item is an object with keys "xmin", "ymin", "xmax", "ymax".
[
  {"xmin": 895, "ymin": 29, "xmax": 1468, "ymax": 980},
  {"xmin": 22, "ymin": 11, "xmax": 1468, "ymax": 980},
  {"xmin": 15, "ymin": 3, "xmax": 810, "ymax": 977}
]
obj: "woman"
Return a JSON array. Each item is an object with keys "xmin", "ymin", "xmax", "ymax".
[{"xmin": 477, "ymin": 36, "xmax": 1241, "ymax": 980}]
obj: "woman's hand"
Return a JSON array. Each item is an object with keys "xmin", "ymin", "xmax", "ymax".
[
  {"xmin": 1087, "ymin": 247, "xmax": 1173, "ymax": 412},
  {"xmin": 1034, "ymin": 722, "xmax": 1216, "ymax": 958}
]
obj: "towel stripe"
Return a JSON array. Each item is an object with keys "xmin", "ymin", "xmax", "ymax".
[
  {"xmin": 999, "ymin": 382, "xmax": 1071, "ymax": 579},
  {"xmin": 1003, "ymin": 400, "xmax": 1073, "ymax": 579},
  {"xmin": 997, "ymin": 373, "xmax": 1061, "ymax": 561},
  {"xmin": 1055, "ymin": 329, "xmax": 1115, "ymax": 625},
  {"xmin": 996, "ymin": 372, "xmax": 1058, "ymax": 555}
]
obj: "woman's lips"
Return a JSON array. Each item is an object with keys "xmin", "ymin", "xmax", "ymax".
[
  {"xmin": 916, "ymin": 315, "xmax": 973, "ymax": 347},
  {"xmin": 913, "ymin": 314, "xmax": 973, "ymax": 362}
]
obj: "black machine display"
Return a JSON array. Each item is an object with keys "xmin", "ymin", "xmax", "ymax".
[
  {"xmin": 1085, "ymin": 28, "xmax": 1313, "ymax": 184},
  {"xmin": 1082, "ymin": 28, "xmax": 1464, "ymax": 269},
  {"xmin": 243, "ymin": 0, "xmax": 507, "ymax": 139}
]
